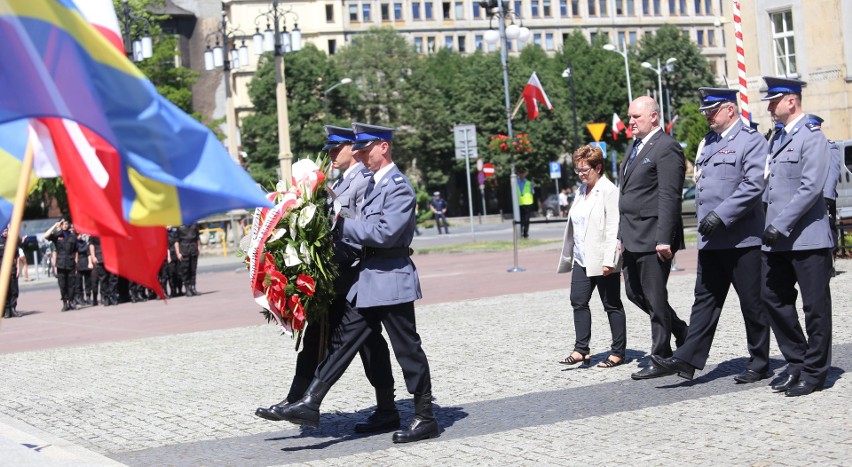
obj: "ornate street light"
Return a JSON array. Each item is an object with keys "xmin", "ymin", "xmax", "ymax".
[
  {"xmin": 481, "ymin": 0, "xmax": 531, "ymax": 272},
  {"xmin": 603, "ymin": 39, "xmax": 632, "ymax": 107},
  {"xmin": 322, "ymin": 78, "xmax": 353, "ymax": 125},
  {"xmin": 641, "ymin": 57, "xmax": 677, "ymax": 128},
  {"xmin": 203, "ymin": 10, "xmax": 249, "ymax": 163},
  {"xmin": 253, "ymin": 1, "xmax": 302, "ymax": 182},
  {"xmin": 118, "ymin": 0, "xmax": 153, "ymax": 62}
]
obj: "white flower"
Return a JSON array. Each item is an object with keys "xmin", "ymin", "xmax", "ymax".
[
  {"xmin": 275, "ymin": 179, "xmax": 290, "ymax": 193},
  {"xmin": 298, "ymin": 204, "xmax": 316, "ymax": 228},
  {"xmin": 267, "ymin": 228, "xmax": 286, "ymax": 243},
  {"xmin": 300, "ymin": 242, "xmax": 311, "ymax": 265},
  {"xmin": 291, "ymin": 159, "xmax": 320, "ymax": 184},
  {"xmin": 284, "ymin": 243, "xmax": 302, "ymax": 267},
  {"xmin": 289, "ymin": 211, "xmax": 298, "ymax": 240}
]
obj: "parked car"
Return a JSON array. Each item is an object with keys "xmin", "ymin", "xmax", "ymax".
[
  {"xmin": 682, "ymin": 185, "xmax": 697, "ymax": 228},
  {"xmin": 543, "ymin": 194, "xmax": 560, "ymax": 219}
]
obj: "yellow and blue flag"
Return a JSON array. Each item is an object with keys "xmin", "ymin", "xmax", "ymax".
[
  {"xmin": 0, "ymin": 0, "xmax": 272, "ymax": 226},
  {"xmin": 0, "ymin": 119, "xmax": 35, "ymax": 229}
]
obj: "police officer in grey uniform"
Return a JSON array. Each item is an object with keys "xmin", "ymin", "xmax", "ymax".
[
  {"xmin": 652, "ymin": 88, "xmax": 771, "ymax": 383},
  {"xmin": 258, "ymin": 126, "xmax": 397, "ymax": 433},
  {"xmin": 804, "ymin": 114, "xmax": 842, "ymax": 256},
  {"xmin": 275, "ymin": 123, "xmax": 440, "ymax": 444},
  {"xmin": 760, "ymin": 77, "xmax": 834, "ymax": 397}
]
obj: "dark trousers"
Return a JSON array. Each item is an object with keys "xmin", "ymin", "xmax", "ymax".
[
  {"xmin": 674, "ymin": 247, "xmax": 770, "ymax": 372},
  {"xmin": 433, "ymin": 213, "xmax": 449, "ymax": 234},
  {"xmin": 762, "ymin": 249, "xmax": 833, "ymax": 386},
  {"xmin": 75, "ymin": 269, "xmax": 92, "ymax": 302},
  {"xmin": 519, "ymin": 204, "xmax": 532, "ymax": 237},
  {"xmin": 4, "ymin": 268, "xmax": 17, "ymax": 311},
  {"xmin": 315, "ymin": 301, "xmax": 431, "ymax": 397},
  {"xmin": 180, "ymin": 254, "xmax": 198, "ymax": 288},
  {"xmin": 622, "ymin": 249, "xmax": 688, "ymax": 358},
  {"xmin": 56, "ymin": 268, "xmax": 75, "ymax": 302},
  {"xmin": 287, "ymin": 296, "xmax": 394, "ymax": 402},
  {"xmin": 569, "ymin": 263, "xmax": 626, "ymax": 358},
  {"xmin": 93, "ymin": 263, "xmax": 117, "ymax": 302},
  {"xmin": 168, "ymin": 259, "xmax": 182, "ymax": 295}
]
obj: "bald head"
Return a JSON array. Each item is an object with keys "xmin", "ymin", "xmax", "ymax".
[{"xmin": 627, "ymin": 96, "xmax": 660, "ymax": 139}]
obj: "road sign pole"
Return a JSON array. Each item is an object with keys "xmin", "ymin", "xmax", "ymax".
[
  {"xmin": 463, "ymin": 127, "xmax": 476, "ymax": 240},
  {"xmin": 480, "ymin": 184, "xmax": 487, "ymax": 222}
]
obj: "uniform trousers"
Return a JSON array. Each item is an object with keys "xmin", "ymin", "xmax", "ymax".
[
  {"xmin": 674, "ymin": 247, "xmax": 770, "ymax": 372},
  {"xmin": 519, "ymin": 205, "xmax": 532, "ymax": 237},
  {"xmin": 315, "ymin": 301, "xmax": 431, "ymax": 397},
  {"xmin": 4, "ymin": 267, "xmax": 18, "ymax": 312},
  {"xmin": 56, "ymin": 268, "xmax": 75, "ymax": 302},
  {"xmin": 75, "ymin": 269, "xmax": 92, "ymax": 302},
  {"xmin": 180, "ymin": 254, "xmax": 198, "ymax": 288},
  {"xmin": 569, "ymin": 263, "xmax": 626, "ymax": 358},
  {"xmin": 622, "ymin": 249, "xmax": 688, "ymax": 358},
  {"xmin": 762, "ymin": 249, "xmax": 833, "ymax": 386}
]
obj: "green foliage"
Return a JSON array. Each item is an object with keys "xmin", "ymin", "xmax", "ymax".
[{"xmin": 675, "ymin": 103, "xmax": 709, "ymax": 163}]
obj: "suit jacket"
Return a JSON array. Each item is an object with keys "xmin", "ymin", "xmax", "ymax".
[
  {"xmin": 764, "ymin": 117, "xmax": 833, "ymax": 252},
  {"xmin": 341, "ymin": 165, "xmax": 422, "ymax": 308},
  {"xmin": 694, "ymin": 120, "xmax": 766, "ymax": 250},
  {"xmin": 557, "ymin": 175, "xmax": 622, "ymax": 276},
  {"xmin": 333, "ymin": 162, "xmax": 372, "ymax": 295},
  {"xmin": 618, "ymin": 129, "xmax": 685, "ymax": 253}
]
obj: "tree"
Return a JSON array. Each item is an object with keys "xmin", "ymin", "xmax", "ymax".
[{"xmin": 674, "ymin": 103, "xmax": 708, "ymax": 164}]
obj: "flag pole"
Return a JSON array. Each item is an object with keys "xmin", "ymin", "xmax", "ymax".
[
  {"xmin": 510, "ymin": 96, "xmax": 524, "ymax": 120},
  {"xmin": 0, "ymin": 142, "xmax": 34, "ymax": 324}
]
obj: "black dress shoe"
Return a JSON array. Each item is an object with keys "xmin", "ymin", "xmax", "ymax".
[
  {"xmin": 771, "ymin": 374, "xmax": 799, "ymax": 392},
  {"xmin": 785, "ymin": 381, "xmax": 821, "ymax": 397},
  {"xmin": 392, "ymin": 417, "xmax": 440, "ymax": 443},
  {"xmin": 631, "ymin": 362, "xmax": 675, "ymax": 380},
  {"xmin": 354, "ymin": 409, "xmax": 401, "ymax": 433},
  {"xmin": 255, "ymin": 402, "xmax": 289, "ymax": 421},
  {"xmin": 651, "ymin": 355, "xmax": 695, "ymax": 380},
  {"xmin": 734, "ymin": 369, "xmax": 770, "ymax": 384}
]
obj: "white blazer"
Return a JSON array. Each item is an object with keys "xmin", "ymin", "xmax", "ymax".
[{"xmin": 557, "ymin": 174, "xmax": 622, "ymax": 276}]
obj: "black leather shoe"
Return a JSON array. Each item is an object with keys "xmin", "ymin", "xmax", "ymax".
[
  {"xmin": 255, "ymin": 401, "xmax": 289, "ymax": 421},
  {"xmin": 272, "ymin": 380, "xmax": 330, "ymax": 428},
  {"xmin": 771, "ymin": 374, "xmax": 799, "ymax": 392},
  {"xmin": 785, "ymin": 381, "xmax": 821, "ymax": 397},
  {"xmin": 651, "ymin": 355, "xmax": 695, "ymax": 380},
  {"xmin": 631, "ymin": 362, "xmax": 675, "ymax": 380},
  {"xmin": 734, "ymin": 369, "xmax": 770, "ymax": 384},
  {"xmin": 354, "ymin": 409, "xmax": 401, "ymax": 433},
  {"xmin": 392, "ymin": 417, "xmax": 440, "ymax": 443}
]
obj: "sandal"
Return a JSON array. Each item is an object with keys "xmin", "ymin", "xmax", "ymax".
[
  {"xmin": 558, "ymin": 352, "xmax": 590, "ymax": 366},
  {"xmin": 596, "ymin": 356, "xmax": 624, "ymax": 368}
]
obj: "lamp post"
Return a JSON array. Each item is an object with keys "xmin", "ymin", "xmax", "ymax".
[
  {"xmin": 322, "ymin": 78, "xmax": 353, "ymax": 125},
  {"xmin": 254, "ymin": 1, "xmax": 302, "ymax": 182},
  {"xmin": 482, "ymin": 0, "xmax": 530, "ymax": 272},
  {"xmin": 561, "ymin": 62, "xmax": 580, "ymax": 152},
  {"xmin": 641, "ymin": 57, "xmax": 676, "ymax": 128},
  {"xmin": 118, "ymin": 0, "xmax": 153, "ymax": 61},
  {"xmin": 204, "ymin": 10, "xmax": 249, "ymax": 163},
  {"xmin": 603, "ymin": 38, "xmax": 632, "ymax": 107}
]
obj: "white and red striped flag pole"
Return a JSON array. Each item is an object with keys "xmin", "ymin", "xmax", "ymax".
[{"xmin": 733, "ymin": 0, "xmax": 750, "ymax": 123}]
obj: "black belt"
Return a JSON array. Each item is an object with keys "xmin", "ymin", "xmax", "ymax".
[{"xmin": 361, "ymin": 247, "xmax": 413, "ymax": 259}]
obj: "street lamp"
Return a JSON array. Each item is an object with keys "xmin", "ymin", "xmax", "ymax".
[
  {"xmin": 253, "ymin": 1, "xmax": 302, "ymax": 182},
  {"xmin": 641, "ymin": 57, "xmax": 676, "ymax": 128},
  {"xmin": 322, "ymin": 78, "xmax": 353, "ymax": 125},
  {"xmin": 118, "ymin": 0, "xmax": 153, "ymax": 62},
  {"xmin": 603, "ymin": 39, "xmax": 632, "ymax": 106},
  {"xmin": 561, "ymin": 63, "xmax": 580, "ymax": 153},
  {"xmin": 203, "ymin": 10, "xmax": 249, "ymax": 163},
  {"xmin": 481, "ymin": 0, "xmax": 531, "ymax": 272}
]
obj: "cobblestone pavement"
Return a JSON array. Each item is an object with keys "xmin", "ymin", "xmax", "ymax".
[{"xmin": 0, "ymin": 259, "xmax": 850, "ymax": 466}]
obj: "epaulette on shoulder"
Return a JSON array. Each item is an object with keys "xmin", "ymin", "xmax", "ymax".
[
  {"xmin": 360, "ymin": 168, "xmax": 373, "ymax": 176},
  {"xmin": 741, "ymin": 125, "xmax": 757, "ymax": 134},
  {"xmin": 392, "ymin": 174, "xmax": 406, "ymax": 185},
  {"xmin": 805, "ymin": 122, "xmax": 821, "ymax": 132}
]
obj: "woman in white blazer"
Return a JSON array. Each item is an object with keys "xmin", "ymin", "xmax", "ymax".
[{"xmin": 556, "ymin": 145, "xmax": 626, "ymax": 368}]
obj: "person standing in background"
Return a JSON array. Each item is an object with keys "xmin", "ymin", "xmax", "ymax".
[
  {"xmin": 2, "ymin": 225, "xmax": 22, "ymax": 318},
  {"xmin": 176, "ymin": 224, "xmax": 200, "ymax": 296},
  {"xmin": 517, "ymin": 168, "xmax": 534, "ymax": 238},
  {"xmin": 45, "ymin": 219, "xmax": 77, "ymax": 312}
]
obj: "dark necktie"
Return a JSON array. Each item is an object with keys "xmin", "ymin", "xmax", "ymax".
[
  {"xmin": 771, "ymin": 128, "xmax": 787, "ymax": 152},
  {"xmin": 332, "ymin": 176, "xmax": 343, "ymax": 191},
  {"xmin": 365, "ymin": 176, "xmax": 376, "ymax": 197},
  {"xmin": 624, "ymin": 138, "xmax": 642, "ymax": 176}
]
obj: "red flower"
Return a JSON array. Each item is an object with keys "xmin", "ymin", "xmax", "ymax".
[
  {"xmin": 287, "ymin": 295, "xmax": 306, "ymax": 330},
  {"xmin": 296, "ymin": 274, "xmax": 316, "ymax": 296}
]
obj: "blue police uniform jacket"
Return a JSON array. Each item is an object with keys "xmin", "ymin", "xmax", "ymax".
[
  {"xmin": 695, "ymin": 119, "xmax": 767, "ymax": 250},
  {"xmin": 332, "ymin": 162, "xmax": 372, "ymax": 296},
  {"xmin": 824, "ymin": 140, "xmax": 841, "ymax": 200},
  {"xmin": 764, "ymin": 117, "xmax": 833, "ymax": 252},
  {"xmin": 340, "ymin": 165, "xmax": 422, "ymax": 308}
]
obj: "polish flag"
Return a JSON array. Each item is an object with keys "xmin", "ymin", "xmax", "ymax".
[
  {"xmin": 665, "ymin": 114, "xmax": 679, "ymax": 135},
  {"xmin": 612, "ymin": 113, "xmax": 632, "ymax": 140},
  {"xmin": 521, "ymin": 72, "xmax": 553, "ymax": 120}
]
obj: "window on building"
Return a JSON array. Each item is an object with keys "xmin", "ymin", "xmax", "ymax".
[
  {"xmin": 412, "ymin": 2, "xmax": 421, "ymax": 19},
  {"xmin": 771, "ymin": 10, "xmax": 796, "ymax": 76},
  {"xmin": 599, "ymin": 0, "xmax": 607, "ymax": 15},
  {"xmin": 515, "ymin": 1, "xmax": 522, "ymax": 14},
  {"xmin": 442, "ymin": 2, "xmax": 451, "ymax": 19},
  {"xmin": 679, "ymin": 0, "xmax": 686, "ymax": 14},
  {"xmin": 427, "ymin": 36, "xmax": 436, "ymax": 53},
  {"xmin": 543, "ymin": 0, "xmax": 552, "ymax": 16},
  {"xmin": 627, "ymin": 0, "xmax": 634, "ymax": 15},
  {"xmin": 668, "ymin": 0, "xmax": 675, "ymax": 14},
  {"xmin": 562, "ymin": 32, "xmax": 570, "ymax": 45},
  {"xmin": 475, "ymin": 34, "xmax": 483, "ymax": 50},
  {"xmin": 545, "ymin": 33, "xmax": 554, "ymax": 50},
  {"xmin": 414, "ymin": 36, "xmax": 423, "ymax": 53},
  {"xmin": 349, "ymin": 4, "xmax": 358, "ymax": 20},
  {"xmin": 455, "ymin": 2, "xmax": 464, "ymax": 18},
  {"xmin": 328, "ymin": 39, "xmax": 337, "ymax": 54},
  {"xmin": 705, "ymin": 0, "xmax": 712, "ymax": 14},
  {"xmin": 363, "ymin": 3, "xmax": 371, "ymax": 21},
  {"xmin": 458, "ymin": 35, "xmax": 466, "ymax": 52},
  {"xmin": 381, "ymin": 3, "xmax": 390, "ymax": 20},
  {"xmin": 507, "ymin": 39, "xmax": 513, "ymax": 51},
  {"xmin": 394, "ymin": 3, "xmax": 403, "ymax": 19},
  {"xmin": 534, "ymin": 33, "xmax": 542, "ymax": 46},
  {"xmin": 531, "ymin": 0, "xmax": 540, "ymax": 16},
  {"xmin": 588, "ymin": 0, "xmax": 596, "ymax": 15},
  {"xmin": 445, "ymin": 36, "xmax": 453, "ymax": 50},
  {"xmin": 560, "ymin": 0, "xmax": 568, "ymax": 15},
  {"xmin": 642, "ymin": 0, "xmax": 649, "ymax": 14},
  {"xmin": 326, "ymin": 4, "xmax": 334, "ymax": 22},
  {"xmin": 589, "ymin": 31, "xmax": 598, "ymax": 42},
  {"xmin": 696, "ymin": 29, "xmax": 704, "ymax": 46},
  {"xmin": 694, "ymin": 0, "xmax": 700, "ymax": 14},
  {"xmin": 629, "ymin": 31, "xmax": 636, "ymax": 45},
  {"xmin": 616, "ymin": 0, "xmax": 623, "ymax": 15},
  {"xmin": 707, "ymin": 29, "xmax": 715, "ymax": 46},
  {"xmin": 645, "ymin": 29, "xmax": 653, "ymax": 39},
  {"xmin": 653, "ymin": 0, "xmax": 660, "ymax": 15},
  {"xmin": 617, "ymin": 31, "xmax": 625, "ymax": 46},
  {"xmin": 425, "ymin": 2, "xmax": 434, "ymax": 18}
]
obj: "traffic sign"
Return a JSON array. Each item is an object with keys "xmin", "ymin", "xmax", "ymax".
[
  {"xmin": 454, "ymin": 124, "xmax": 478, "ymax": 160},
  {"xmin": 476, "ymin": 157, "xmax": 484, "ymax": 171},
  {"xmin": 586, "ymin": 123, "xmax": 607, "ymax": 142},
  {"xmin": 590, "ymin": 141, "xmax": 607, "ymax": 157},
  {"xmin": 477, "ymin": 171, "xmax": 486, "ymax": 185},
  {"xmin": 482, "ymin": 163, "xmax": 495, "ymax": 178},
  {"xmin": 549, "ymin": 161, "xmax": 561, "ymax": 179}
]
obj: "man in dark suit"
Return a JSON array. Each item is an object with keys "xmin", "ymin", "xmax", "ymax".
[
  {"xmin": 274, "ymin": 123, "xmax": 440, "ymax": 443},
  {"xmin": 618, "ymin": 96, "xmax": 688, "ymax": 380},
  {"xmin": 759, "ymin": 77, "xmax": 834, "ymax": 397},
  {"xmin": 652, "ymin": 88, "xmax": 771, "ymax": 383}
]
